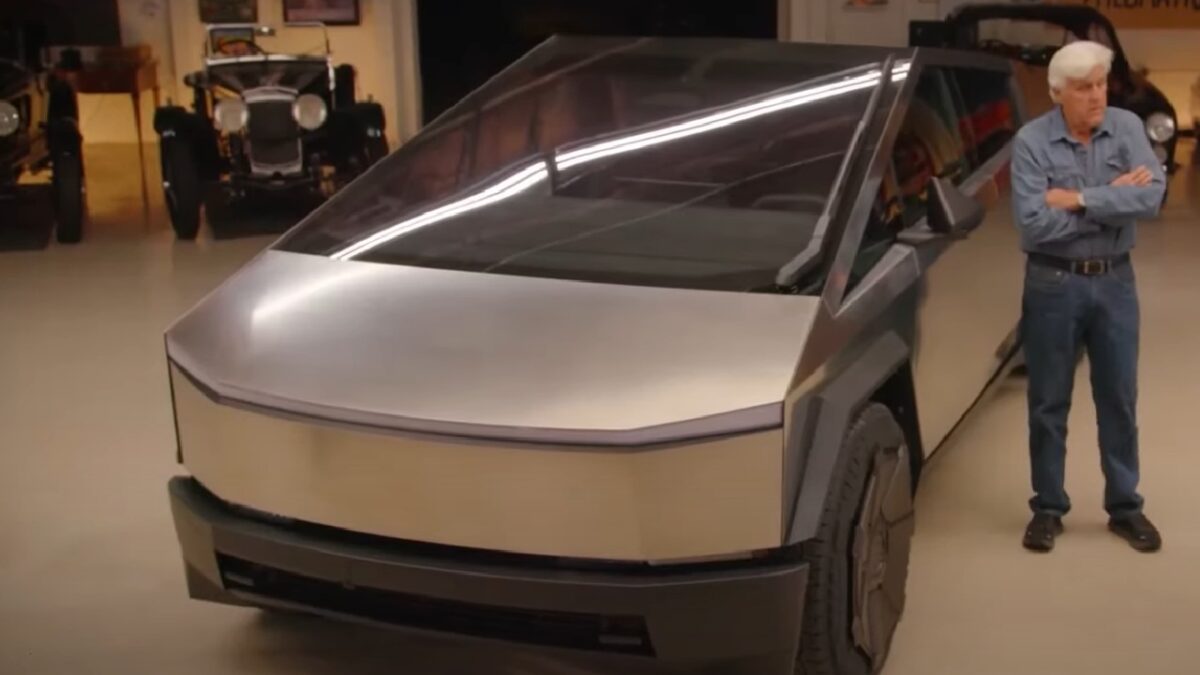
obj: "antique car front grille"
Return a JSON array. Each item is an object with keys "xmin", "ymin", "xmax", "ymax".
[
  {"xmin": 216, "ymin": 554, "xmax": 655, "ymax": 655},
  {"xmin": 245, "ymin": 98, "xmax": 302, "ymax": 175}
]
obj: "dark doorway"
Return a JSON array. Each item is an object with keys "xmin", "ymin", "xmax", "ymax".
[
  {"xmin": 1, "ymin": 1, "xmax": 121, "ymax": 47},
  {"xmin": 416, "ymin": 0, "xmax": 778, "ymax": 123}
]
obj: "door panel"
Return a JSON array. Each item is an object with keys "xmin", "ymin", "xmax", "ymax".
[
  {"xmin": 903, "ymin": 65, "xmax": 1025, "ymax": 453},
  {"xmin": 911, "ymin": 172, "xmax": 1023, "ymax": 452}
]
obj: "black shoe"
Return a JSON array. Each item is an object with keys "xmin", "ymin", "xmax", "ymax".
[
  {"xmin": 1023, "ymin": 513, "xmax": 1063, "ymax": 552},
  {"xmin": 1108, "ymin": 513, "xmax": 1162, "ymax": 552}
]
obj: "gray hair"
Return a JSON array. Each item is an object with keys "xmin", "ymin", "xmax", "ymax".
[{"xmin": 1048, "ymin": 41, "xmax": 1114, "ymax": 102}]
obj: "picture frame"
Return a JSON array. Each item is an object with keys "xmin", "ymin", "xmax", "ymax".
[
  {"xmin": 198, "ymin": 0, "xmax": 258, "ymax": 24},
  {"xmin": 282, "ymin": 0, "xmax": 361, "ymax": 26}
]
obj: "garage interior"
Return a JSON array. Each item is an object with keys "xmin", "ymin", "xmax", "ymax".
[{"xmin": 3, "ymin": 1, "xmax": 1200, "ymax": 674}]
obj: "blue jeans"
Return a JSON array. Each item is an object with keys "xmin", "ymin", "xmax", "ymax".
[{"xmin": 1021, "ymin": 257, "xmax": 1143, "ymax": 518}]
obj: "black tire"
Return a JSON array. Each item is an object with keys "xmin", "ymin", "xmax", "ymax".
[
  {"xmin": 334, "ymin": 64, "xmax": 357, "ymax": 109},
  {"xmin": 52, "ymin": 149, "xmax": 84, "ymax": 244},
  {"xmin": 797, "ymin": 403, "xmax": 915, "ymax": 675},
  {"xmin": 161, "ymin": 140, "xmax": 201, "ymax": 240}
]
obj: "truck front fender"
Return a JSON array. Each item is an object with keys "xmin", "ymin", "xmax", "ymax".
[{"xmin": 785, "ymin": 331, "xmax": 912, "ymax": 545}]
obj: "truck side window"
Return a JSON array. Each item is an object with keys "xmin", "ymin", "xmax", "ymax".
[
  {"xmin": 847, "ymin": 163, "xmax": 905, "ymax": 293},
  {"xmin": 953, "ymin": 67, "xmax": 1018, "ymax": 170},
  {"xmin": 893, "ymin": 67, "xmax": 969, "ymax": 229}
]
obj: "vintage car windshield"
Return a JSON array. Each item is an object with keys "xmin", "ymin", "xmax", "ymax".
[
  {"xmin": 206, "ymin": 59, "xmax": 328, "ymax": 94},
  {"xmin": 972, "ymin": 18, "xmax": 1113, "ymax": 49},
  {"xmin": 205, "ymin": 25, "xmax": 330, "ymax": 93},
  {"xmin": 277, "ymin": 38, "xmax": 895, "ymax": 292}
]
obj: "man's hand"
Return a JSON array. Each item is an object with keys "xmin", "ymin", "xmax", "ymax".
[
  {"xmin": 1111, "ymin": 165, "xmax": 1153, "ymax": 187},
  {"xmin": 1045, "ymin": 188, "xmax": 1083, "ymax": 211}
]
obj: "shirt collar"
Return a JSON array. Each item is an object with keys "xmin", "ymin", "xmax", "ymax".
[{"xmin": 1051, "ymin": 106, "xmax": 1115, "ymax": 144}]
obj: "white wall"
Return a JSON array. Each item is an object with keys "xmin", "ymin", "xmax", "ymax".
[
  {"xmin": 1118, "ymin": 31, "xmax": 1198, "ymax": 129},
  {"xmin": 780, "ymin": 0, "xmax": 940, "ymax": 45},
  {"xmin": 390, "ymin": 0, "xmax": 423, "ymax": 142}
]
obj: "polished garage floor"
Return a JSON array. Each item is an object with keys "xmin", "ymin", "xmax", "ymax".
[{"xmin": 2, "ymin": 142, "xmax": 1199, "ymax": 675}]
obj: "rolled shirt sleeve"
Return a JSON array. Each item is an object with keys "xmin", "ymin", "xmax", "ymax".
[{"xmin": 1011, "ymin": 132, "xmax": 1100, "ymax": 246}]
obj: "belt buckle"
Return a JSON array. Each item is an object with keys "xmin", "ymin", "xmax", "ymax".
[{"xmin": 1077, "ymin": 260, "xmax": 1107, "ymax": 276}]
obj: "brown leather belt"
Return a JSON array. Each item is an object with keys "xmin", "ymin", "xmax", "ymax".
[{"xmin": 1028, "ymin": 252, "xmax": 1130, "ymax": 276}]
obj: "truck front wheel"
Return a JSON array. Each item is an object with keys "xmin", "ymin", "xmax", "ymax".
[{"xmin": 797, "ymin": 403, "xmax": 915, "ymax": 675}]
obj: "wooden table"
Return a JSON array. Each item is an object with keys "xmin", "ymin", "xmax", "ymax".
[{"xmin": 68, "ymin": 47, "xmax": 160, "ymax": 211}]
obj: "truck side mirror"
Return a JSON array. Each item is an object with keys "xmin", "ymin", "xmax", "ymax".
[{"xmin": 927, "ymin": 176, "xmax": 984, "ymax": 238}]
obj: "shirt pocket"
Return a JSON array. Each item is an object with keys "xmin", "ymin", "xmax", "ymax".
[
  {"xmin": 1046, "ymin": 159, "xmax": 1083, "ymax": 189},
  {"xmin": 1102, "ymin": 155, "xmax": 1128, "ymax": 184}
]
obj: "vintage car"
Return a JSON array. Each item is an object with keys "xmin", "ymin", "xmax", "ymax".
[
  {"xmin": 164, "ymin": 37, "xmax": 1027, "ymax": 674},
  {"xmin": 0, "ymin": 20, "xmax": 84, "ymax": 243},
  {"xmin": 911, "ymin": 3, "xmax": 1180, "ymax": 178},
  {"xmin": 153, "ymin": 23, "xmax": 388, "ymax": 240}
]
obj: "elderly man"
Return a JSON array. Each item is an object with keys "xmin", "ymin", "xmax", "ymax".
[{"xmin": 1011, "ymin": 40, "xmax": 1165, "ymax": 553}]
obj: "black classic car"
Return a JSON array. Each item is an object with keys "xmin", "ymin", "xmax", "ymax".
[
  {"xmin": 911, "ymin": 4, "xmax": 1180, "ymax": 176},
  {"xmin": 0, "ymin": 20, "xmax": 85, "ymax": 243},
  {"xmin": 153, "ymin": 23, "xmax": 388, "ymax": 240}
]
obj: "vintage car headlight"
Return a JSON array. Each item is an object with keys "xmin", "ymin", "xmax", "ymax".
[
  {"xmin": 293, "ymin": 94, "xmax": 328, "ymax": 130},
  {"xmin": 1145, "ymin": 112, "xmax": 1175, "ymax": 143},
  {"xmin": 0, "ymin": 100, "xmax": 20, "ymax": 137},
  {"xmin": 214, "ymin": 99, "xmax": 249, "ymax": 133}
]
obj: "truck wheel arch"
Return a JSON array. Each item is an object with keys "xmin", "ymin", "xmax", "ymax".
[{"xmin": 785, "ymin": 331, "xmax": 922, "ymax": 545}]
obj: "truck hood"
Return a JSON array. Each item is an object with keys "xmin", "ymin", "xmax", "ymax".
[{"xmin": 166, "ymin": 250, "xmax": 818, "ymax": 444}]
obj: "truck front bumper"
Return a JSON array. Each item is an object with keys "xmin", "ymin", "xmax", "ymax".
[{"xmin": 169, "ymin": 476, "xmax": 807, "ymax": 665}]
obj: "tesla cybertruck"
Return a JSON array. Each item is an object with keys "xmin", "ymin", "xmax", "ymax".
[{"xmin": 165, "ymin": 37, "xmax": 1025, "ymax": 674}]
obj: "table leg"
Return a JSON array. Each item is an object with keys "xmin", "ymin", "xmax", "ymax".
[{"xmin": 132, "ymin": 91, "xmax": 150, "ymax": 221}]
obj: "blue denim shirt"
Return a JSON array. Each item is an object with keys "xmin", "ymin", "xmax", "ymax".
[{"xmin": 1011, "ymin": 106, "xmax": 1165, "ymax": 260}]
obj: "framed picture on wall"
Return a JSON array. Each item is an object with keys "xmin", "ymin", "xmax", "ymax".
[
  {"xmin": 199, "ymin": 0, "xmax": 258, "ymax": 24},
  {"xmin": 283, "ymin": 0, "xmax": 361, "ymax": 26}
]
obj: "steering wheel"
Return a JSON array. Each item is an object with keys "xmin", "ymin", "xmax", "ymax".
[{"xmin": 216, "ymin": 38, "xmax": 264, "ymax": 57}]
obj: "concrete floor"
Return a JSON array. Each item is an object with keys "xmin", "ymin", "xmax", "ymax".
[{"xmin": 1, "ymin": 141, "xmax": 1199, "ymax": 675}]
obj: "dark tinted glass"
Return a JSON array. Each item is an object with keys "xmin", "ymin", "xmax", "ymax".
[
  {"xmin": 953, "ymin": 67, "xmax": 1017, "ymax": 169},
  {"xmin": 893, "ymin": 67, "xmax": 969, "ymax": 228},
  {"xmin": 278, "ymin": 38, "xmax": 898, "ymax": 292},
  {"xmin": 973, "ymin": 19, "xmax": 1073, "ymax": 51}
]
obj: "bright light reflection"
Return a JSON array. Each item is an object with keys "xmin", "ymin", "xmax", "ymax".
[
  {"xmin": 332, "ymin": 162, "xmax": 551, "ymax": 261},
  {"xmin": 331, "ymin": 60, "xmax": 912, "ymax": 261}
]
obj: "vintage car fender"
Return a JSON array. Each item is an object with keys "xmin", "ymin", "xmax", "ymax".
[
  {"xmin": 328, "ymin": 101, "xmax": 388, "ymax": 164},
  {"xmin": 154, "ymin": 105, "xmax": 220, "ymax": 181},
  {"xmin": 153, "ymin": 105, "xmax": 204, "ymax": 139},
  {"xmin": 337, "ymin": 100, "xmax": 386, "ymax": 134}
]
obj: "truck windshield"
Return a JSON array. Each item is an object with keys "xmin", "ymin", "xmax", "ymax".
[{"xmin": 277, "ymin": 37, "xmax": 894, "ymax": 292}]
